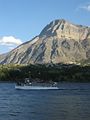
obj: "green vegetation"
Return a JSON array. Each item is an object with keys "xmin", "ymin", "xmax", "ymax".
[{"xmin": 0, "ymin": 63, "xmax": 90, "ymax": 82}]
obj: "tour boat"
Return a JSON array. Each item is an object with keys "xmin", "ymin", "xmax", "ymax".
[
  {"xmin": 15, "ymin": 85, "xmax": 59, "ymax": 90},
  {"xmin": 15, "ymin": 81, "xmax": 59, "ymax": 90}
]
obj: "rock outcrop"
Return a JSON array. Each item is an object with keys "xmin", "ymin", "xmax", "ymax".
[{"xmin": 0, "ymin": 19, "xmax": 90, "ymax": 64}]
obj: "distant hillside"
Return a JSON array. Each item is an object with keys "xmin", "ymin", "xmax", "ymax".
[
  {"xmin": 0, "ymin": 19, "xmax": 90, "ymax": 64},
  {"xmin": 0, "ymin": 53, "xmax": 7, "ymax": 61}
]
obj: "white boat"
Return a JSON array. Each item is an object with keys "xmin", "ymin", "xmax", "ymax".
[
  {"xmin": 15, "ymin": 85, "xmax": 59, "ymax": 90},
  {"xmin": 15, "ymin": 81, "xmax": 59, "ymax": 90}
]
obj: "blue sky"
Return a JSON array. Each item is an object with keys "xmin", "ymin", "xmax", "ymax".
[{"xmin": 0, "ymin": 0, "xmax": 90, "ymax": 53}]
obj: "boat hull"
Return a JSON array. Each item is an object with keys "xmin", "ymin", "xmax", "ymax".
[{"xmin": 15, "ymin": 85, "xmax": 59, "ymax": 90}]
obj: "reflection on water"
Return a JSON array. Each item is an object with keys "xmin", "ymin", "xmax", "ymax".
[{"xmin": 0, "ymin": 83, "xmax": 90, "ymax": 120}]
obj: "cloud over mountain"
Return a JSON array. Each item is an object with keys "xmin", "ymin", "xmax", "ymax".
[
  {"xmin": 0, "ymin": 36, "xmax": 23, "ymax": 52},
  {"xmin": 0, "ymin": 36, "xmax": 22, "ymax": 46}
]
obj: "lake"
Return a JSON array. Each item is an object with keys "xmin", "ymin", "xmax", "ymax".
[{"xmin": 0, "ymin": 83, "xmax": 90, "ymax": 120}]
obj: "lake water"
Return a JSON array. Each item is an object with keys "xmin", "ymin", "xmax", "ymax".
[{"xmin": 0, "ymin": 83, "xmax": 90, "ymax": 120}]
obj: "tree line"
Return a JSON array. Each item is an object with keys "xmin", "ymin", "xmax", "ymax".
[{"xmin": 0, "ymin": 63, "xmax": 90, "ymax": 82}]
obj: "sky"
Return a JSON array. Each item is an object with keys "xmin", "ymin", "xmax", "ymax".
[{"xmin": 0, "ymin": 0, "xmax": 90, "ymax": 54}]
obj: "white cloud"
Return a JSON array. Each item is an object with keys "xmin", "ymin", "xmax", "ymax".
[
  {"xmin": 0, "ymin": 36, "xmax": 23, "ymax": 52},
  {"xmin": 81, "ymin": 5, "xmax": 90, "ymax": 11},
  {"xmin": 79, "ymin": 3, "xmax": 90, "ymax": 12},
  {"xmin": 0, "ymin": 36, "xmax": 22, "ymax": 46}
]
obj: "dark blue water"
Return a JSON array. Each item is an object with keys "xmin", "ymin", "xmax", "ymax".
[{"xmin": 0, "ymin": 83, "xmax": 90, "ymax": 120}]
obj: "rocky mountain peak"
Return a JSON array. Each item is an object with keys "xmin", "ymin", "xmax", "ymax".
[
  {"xmin": 40, "ymin": 19, "xmax": 90, "ymax": 41},
  {"xmin": 0, "ymin": 19, "xmax": 90, "ymax": 64},
  {"xmin": 39, "ymin": 19, "xmax": 67, "ymax": 37}
]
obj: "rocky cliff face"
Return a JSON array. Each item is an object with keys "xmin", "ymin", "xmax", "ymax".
[{"xmin": 0, "ymin": 19, "xmax": 90, "ymax": 64}]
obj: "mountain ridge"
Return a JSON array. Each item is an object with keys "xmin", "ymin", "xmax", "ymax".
[{"xmin": 0, "ymin": 19, "xmax": 90, "ymax": 64}]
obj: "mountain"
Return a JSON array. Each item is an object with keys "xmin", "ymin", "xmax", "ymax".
[
  {"xmin": 0, "ymin": 53, "xmax": 7, "ymax": 61},
  {"xmin": 0, "ymin": 19, "xmax": 90, "ymax": 64}
]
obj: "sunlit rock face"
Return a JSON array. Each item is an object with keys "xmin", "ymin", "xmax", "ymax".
[{"xmin": 0, "ymin": 19, "xmax": 90, "ymax": 64}]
